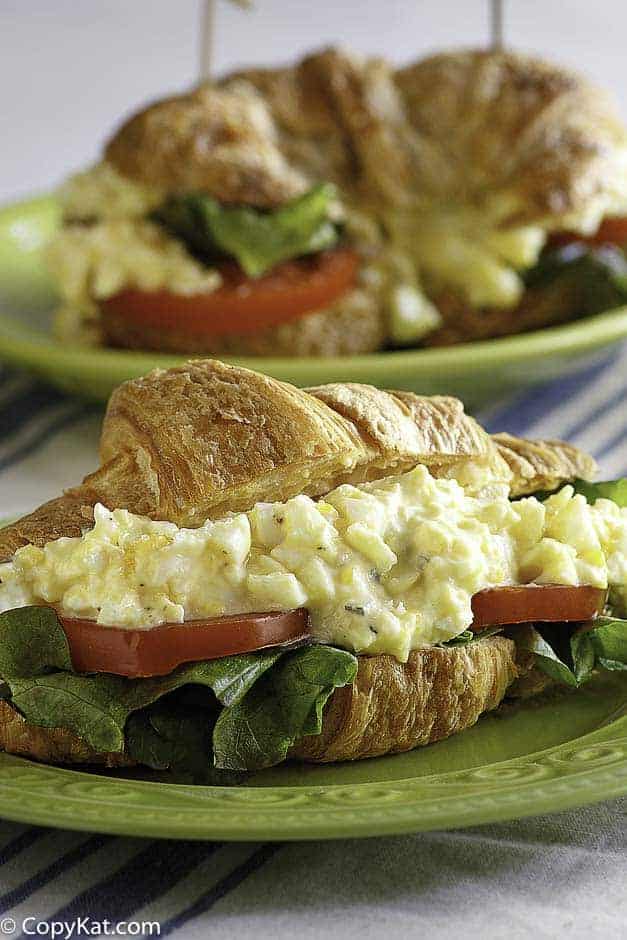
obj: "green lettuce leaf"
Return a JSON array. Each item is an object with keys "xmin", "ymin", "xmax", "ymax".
[
  {"xmin": 2, "ymin": 654, "xmax": 283, "ymax": 753},
  {"xmin": 124, "ymin": 695, "xmax": 242, "ymax": 782},
  {"xmin": 442, "ymin": 626, "xmax": 504, "ymax": 646},
  {"xmin": 569, "ymin": 629, "xmax": 597, "ymax": 685},
  {"xmin": 576, "ymin": 618, "xmax": 627, "ymax": 672},
  {"xmin": 524, "ymin": 243, "xmax": 627, "ymax": 317},
  {"xmin": 126, "ymin": 703, "xmax": 211, "ymax": 772},
  {"xmin": 3, "ymin": 656, "xmax": 282, "ymax": 754},
  {"xmin": 515, "ymin": 625, "xmax": 579, "ymax": 687},
  {"xmin": 526, "ymin": 478, "xmax": 627, "ymax": 521},
  {"xmin": 570, "ymin": 478, "xmax": 627, "ymax": 507},
  {"xmin": 514, "ymin": 618, "xmax": 627, "ymax": 688},
  {"xmin": 154, "ymin": 184, "xmax": 339, "ymax": 277},
  {"xmin": 213, "ymin": 645, "xmax": 358, "ymax": 771},
  {"xmin": 443, "ymin": 630, "xmax": 474, "ymax": 646},
  {"xmin": 0, "ymin": 606, "xmax": 72, "ymax": 676}
]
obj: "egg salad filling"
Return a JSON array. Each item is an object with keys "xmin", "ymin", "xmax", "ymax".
[{"xmin": 1, "ymin": 466, "xmax": 626, "ymax": 662}]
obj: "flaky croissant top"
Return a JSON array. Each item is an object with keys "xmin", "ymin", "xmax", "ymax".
[
  {"xmin": 0, "ymin": 360, "xmax": 596, "ymax": 562},
  {"xmin": 106, "ymin": 47, "xmax": 627, "ymax": 227}
]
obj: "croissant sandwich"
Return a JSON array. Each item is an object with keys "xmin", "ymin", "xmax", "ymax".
[
  {"xmin": 48, "ymin": 47, "xmax": 627, "ymax": 356},
  {"xmin": 0, "ymin": 359, "xmax": 626, "ymax": 778}
]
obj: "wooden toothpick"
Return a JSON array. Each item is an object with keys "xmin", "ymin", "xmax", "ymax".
[
  {"xmin": 490, "ymin": 0, "xmax": 504, "ymax": 50},
  {"xmin": 199, "ymin": 0, "xmax": 215, "ymax": 82},
  {"xmin": 199, "ymin": 0, "xmax": 252, "ymax": 83}
]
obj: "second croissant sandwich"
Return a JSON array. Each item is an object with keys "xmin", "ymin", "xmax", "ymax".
[
  {"xmin": 48, "ymin": 47, "xmax": 627, "ymax": 355},
  {"xmin": 0, "ymin": 360, "xmax": 625, "ymax": 777}
]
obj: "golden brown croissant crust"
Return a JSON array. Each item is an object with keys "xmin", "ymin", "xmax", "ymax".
[
  {"xmin": 107, "ymin": 47, "xmax": 626, "ymax": 229},
  {"xmin": 105, "ymin": 83, "xmax": 307, "ymax": 208},
  {"xmin": 0, "ymin": 360, "xmax": 596, "ymax": 563},
  {"xmin": 396, "ymin": 49, "xmax": 627, "ymax": 225},
  {"xmin": 291, "ymin": 635, "xmax": 517, "ymax": 762},
  {"xmin": 494, "ymin": 432, "xmax": 598, "ymax": 497}
]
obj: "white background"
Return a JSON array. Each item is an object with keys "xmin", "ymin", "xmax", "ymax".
[{"xmin": 2, "ymin": 0, "xmax": 627, "ymax": 203}]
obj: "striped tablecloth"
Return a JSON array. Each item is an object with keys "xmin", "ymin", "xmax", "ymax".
[{"xmin": 0, "ymin": 352, "xmax": 626, "ymax": 939}]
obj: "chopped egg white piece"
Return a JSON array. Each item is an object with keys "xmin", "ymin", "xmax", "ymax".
[
  {"xmin": 59, "ymin": 162, "xmax": 165, "ymax": 221},
  {"xmin": 2, "ymin": 468, "xmax": 625, "ymax": 663},
  {"xmin": 47, "ymin": 218, "xmax": 221, "ymax": 311}
]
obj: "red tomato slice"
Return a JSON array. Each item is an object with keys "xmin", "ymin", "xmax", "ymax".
[
  {"xmin": 100, "ymin": 249, "xmax": 359, "ymax": 338},
  {"xmin": 60, "ymin": 609, "xmax": 311, "ymax": 678},
  {"xmin": 548, "ymin": 215, "xmax": 627, "ymax": 250},
  {"xmin": 470, "ymin": 584, "xmax": 606, "ymax": 631},
  {"xmin": 58, "ymin": 585, "xmax": 605, "ymax": 678}
]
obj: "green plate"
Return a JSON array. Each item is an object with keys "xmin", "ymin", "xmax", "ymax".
[
  {"xmin": 2, "ymin": 196, "xmax": 627, "ymax": 406},
  {"xmin": 0, "ymin": 674, "xmax": 625, "ymax": 840}
]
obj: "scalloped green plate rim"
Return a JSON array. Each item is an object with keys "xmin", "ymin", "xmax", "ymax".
[
  {"xmin": 0, "ymin": 709, "xmax": 625, "ymax": 841},
  {"xmin": 1, "ymin": 195, "xmax": 627, "ymax": 403}
]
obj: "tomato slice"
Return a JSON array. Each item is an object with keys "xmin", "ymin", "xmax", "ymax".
[
  {"xmin": 470, "ymin": 584, "xmax": 606, "ymax": 631},
  {"xmin": 548, "ymin": 215, "xmax": 627, "ymax": 250},
  {"xmin": 60, "ymin": 609, "xmax": 311, "ymax": 678},
  {"xmin": 100, "ymin": 249, "xmax": 359, "ymax": 339},
  {"xmin": 58, "ymin": 584, "xmax": 606, "ymax": 678}
]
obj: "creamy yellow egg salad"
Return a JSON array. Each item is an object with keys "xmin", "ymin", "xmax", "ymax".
[{"xmin": 1, "ymin": 466, "xmax": 626, "ymax": 662}]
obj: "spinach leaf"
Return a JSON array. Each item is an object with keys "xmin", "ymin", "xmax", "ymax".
[
  {"xmin": 0, "ymin": 606, "xmax": 72, "ymax": 677},
  {"xmin": 571, "ymin": 478, "xmax": 627, "ymax": 507},
  {"xmin": 213, "ymin": 645, "xmax": 357, "ymax": 771},
  {"xmin": 154, "ymin": 184, "xmax": 339, "ymax": 277},
  {"xmin": 3, "ymin": 653, "xmax": 283, "ymax": 754},
  {"xmin": 580, "ymin": 618, "xmax": 627, "ymax": 671},
  {"xmin": 524, "ymin": 243, "xmax": 627, "ymax": 317},
  {"xmin": 515, "ymin": 625, "xmax": 579, "ymax": 687},
  {"xmin": 514, "ymin": 618, "xmax": 627, "ymax": 689},
  {"xmin": 526, "ymin": 477, "xmax": 627, "ymax": 510}
]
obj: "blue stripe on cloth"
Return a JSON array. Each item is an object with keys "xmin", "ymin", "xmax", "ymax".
[
  {"xmin": 593, "ymin": 424, "xmax": 627, "ymax": 461},
  {"xmin": 560, "ymin": 383, "xmax": 627, "ymax": 444},
  {"xmin": 0, "ymin": 835, "xmax": 111, "ymax": 913},
  {"xmin": 0, "ymin": 403, "xmax": 95, "ymax": 473},
  {"xmin": 0, "ymin": 829, "xmax": 45, "ymax": 867},
  {"xmin": 44, "ymin": 841, "xmax": 223, "ymax": 927},
  {"xmin": 159, "ymin": 844, "xmax": 280, "ymax": 936},
  {"xmin": 479, "ymin": 352, "xmax": 615, "ymax": 437},
  {"xmin": 0, "ymin": 384, "xmax": 68, "ymax": 439}
]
